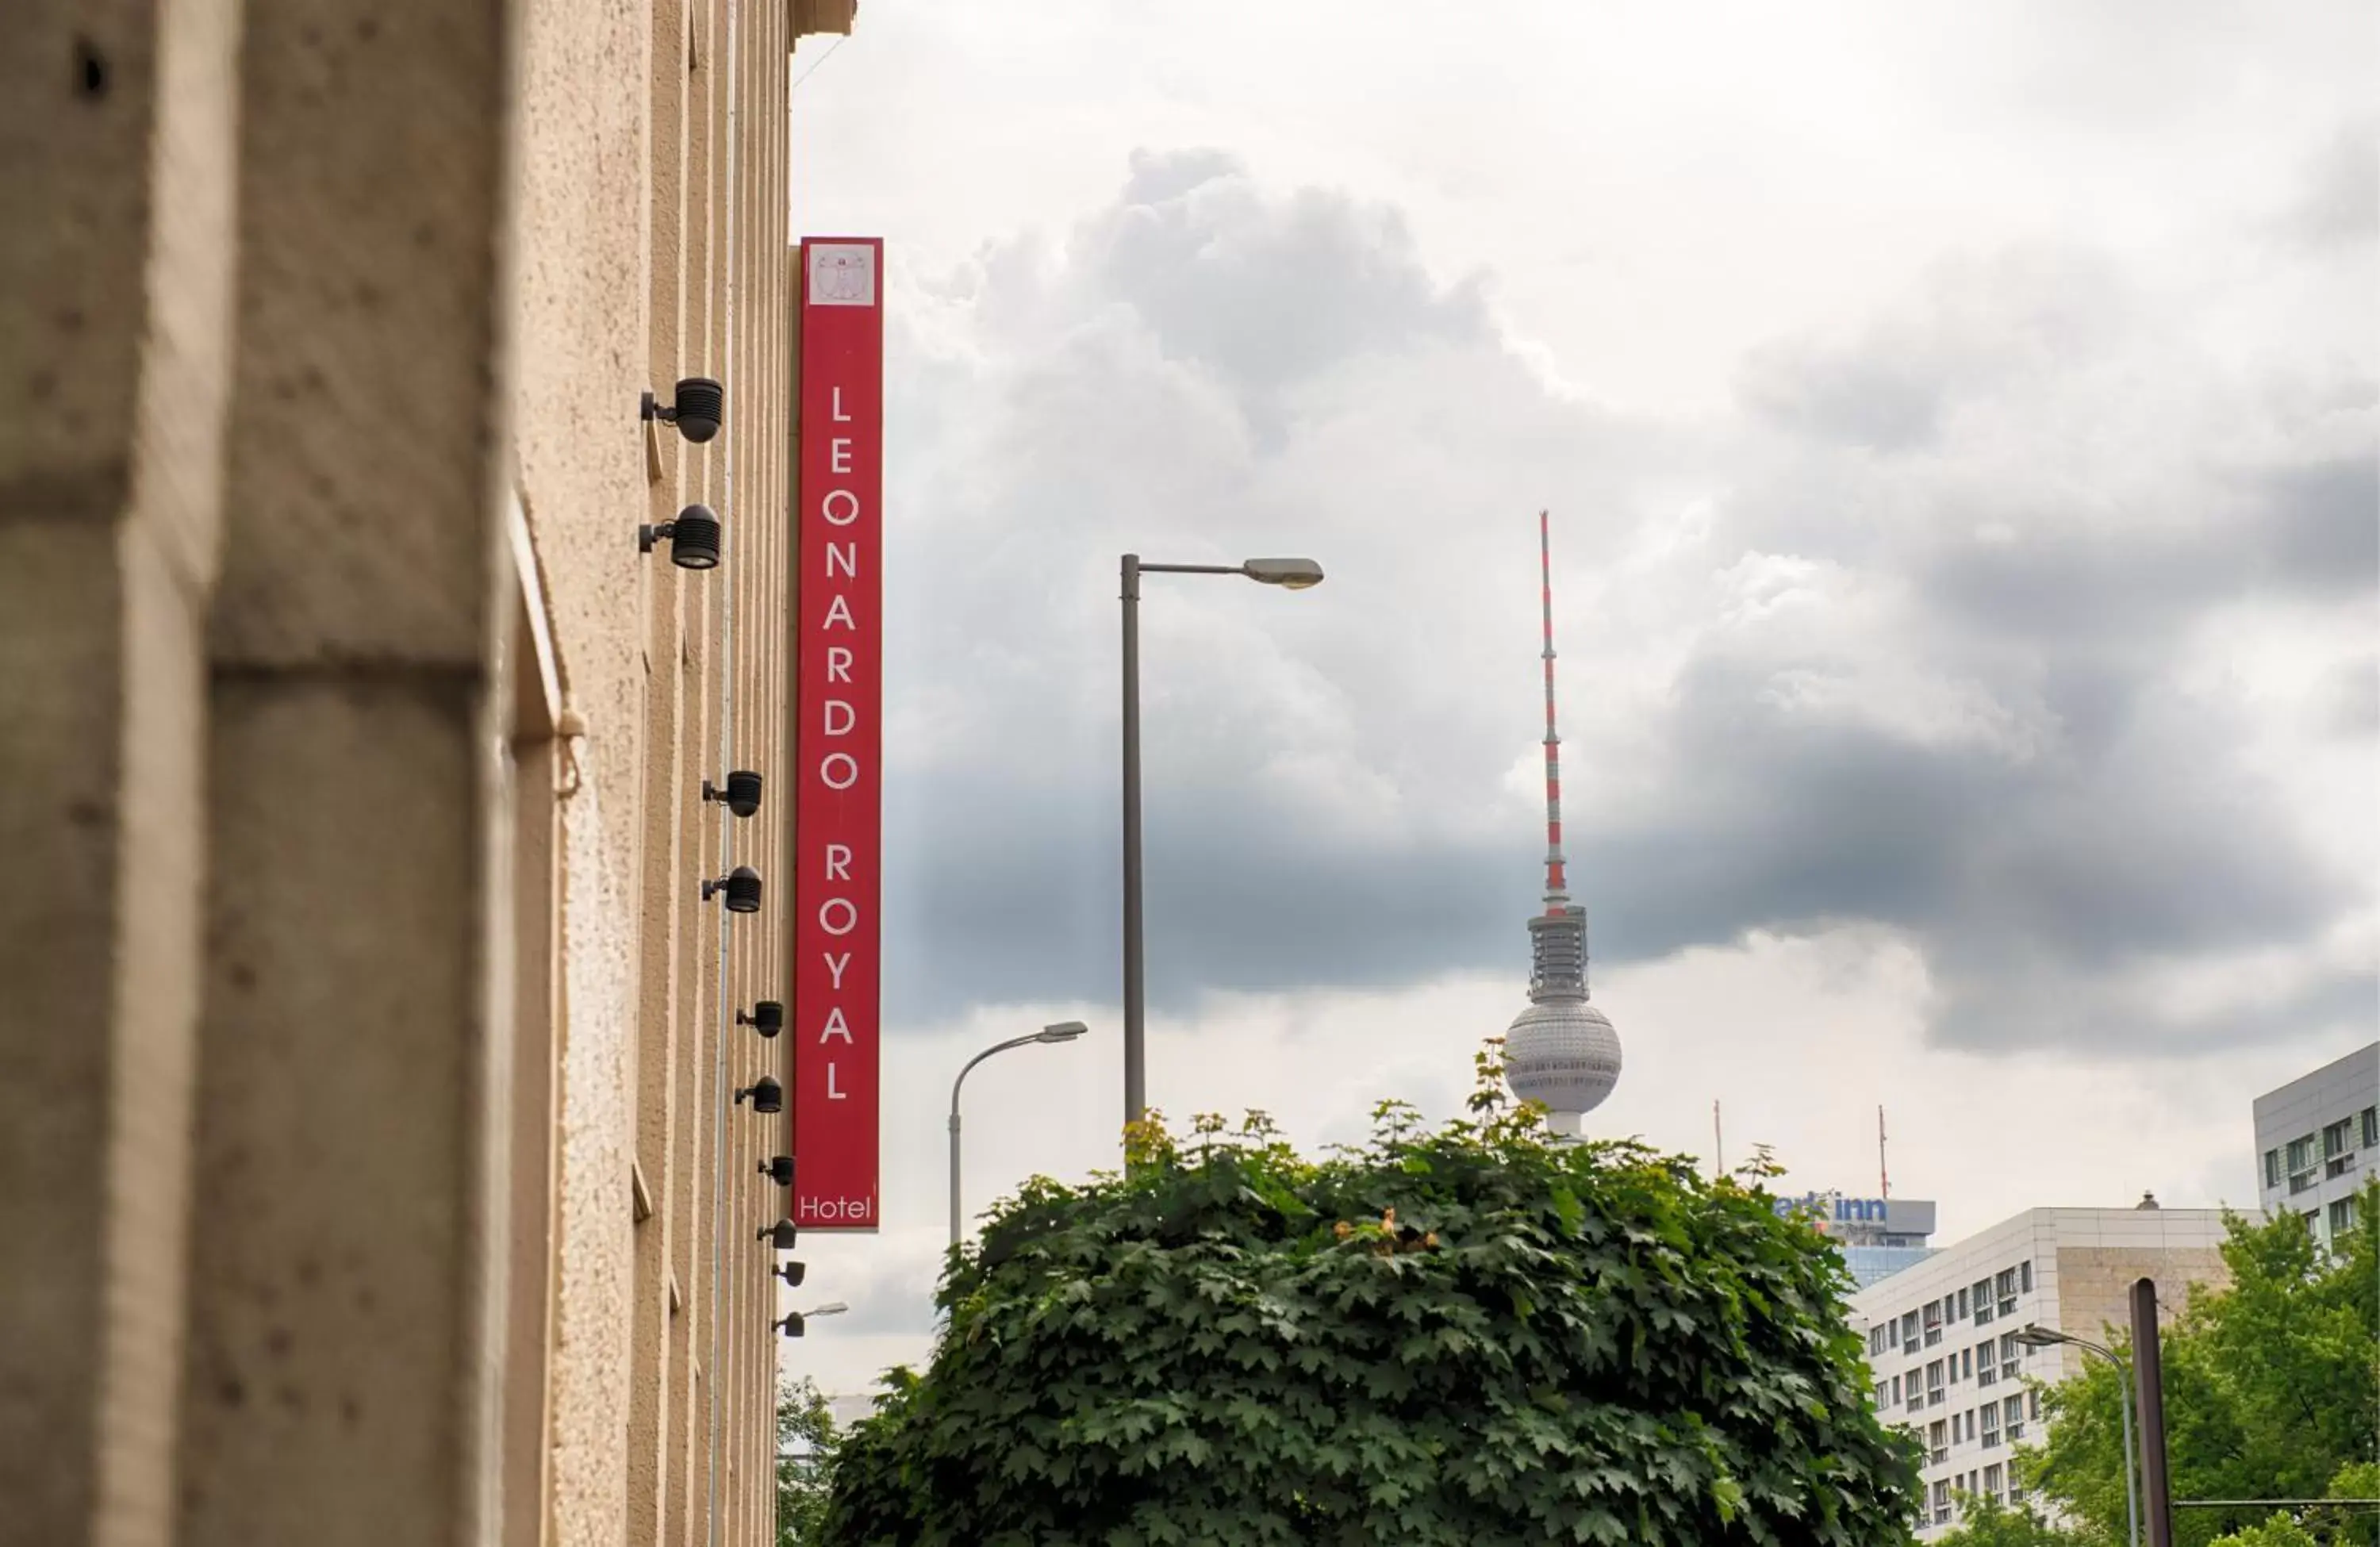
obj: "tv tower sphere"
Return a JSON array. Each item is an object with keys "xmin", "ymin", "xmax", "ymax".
[{"xmin": 1505, "ymin": 511, "xmax": 1621, "ymax": 1134}]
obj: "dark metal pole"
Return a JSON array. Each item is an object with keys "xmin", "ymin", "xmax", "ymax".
[
  {"xmin": 1120, "ymin": 554, "xmax": 1145, "ymax": 1136},
  {"xmin": 2132, "ymin": 1277, "xmax": 2175, "ymax": 1547}
]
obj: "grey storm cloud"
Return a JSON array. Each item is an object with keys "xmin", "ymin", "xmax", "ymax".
[{"xmin": 874, "ymin": 150, "xmax": 2376, "ymax": 1056}]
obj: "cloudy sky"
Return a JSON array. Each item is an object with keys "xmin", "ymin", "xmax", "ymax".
[{"xmin": 777, "ymin": 2, "xmax": 2377, "ymax": 1393}]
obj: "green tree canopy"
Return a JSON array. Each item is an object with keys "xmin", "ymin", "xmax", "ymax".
[
  {"xmin": 2021, "ymin": 1180, "xmax": 2379, "ymax": 1547},
  {"xmin": 823, "ymin": 1068, "xmax": 1921, "ymax": 1545},
  {"xmin": 1933, "ymin": 1492, "xmax": 2078, "ymax": 1547},
  {"xmin": 779, "ymin": 1376, "xmax": 839, "ymax": 1545}
]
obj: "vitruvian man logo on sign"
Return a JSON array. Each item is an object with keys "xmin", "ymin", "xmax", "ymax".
[{"xmin": 810, "ymin": 244, "xmax": 875, "ymax": 306}]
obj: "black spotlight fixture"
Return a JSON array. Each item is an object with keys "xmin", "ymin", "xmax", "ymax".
[
  {"xmin": 777, "ymin": 1261, "xmax": 807, "ymax": 1289},
  {"xmin": 757, "ymin": 1217, "xmax": 799, "ymax": 1250},
  {"xmin": 637, "ymin": 502, "xmax": 722, "ymax": 570},
  {"xmin": 758, "ymin": 1155, "xmax": 795, "ymax": 1187},
  {"xmin": 702, "ymin": 770, "xmax": 763, "ymax": 818},
  {"xmin": 643, "ymin": 376, "xmax": 724, "ymax": 443},
  {"xmin": 776, "ymin": 1313, "xmax": 807, "ymax": 1339},
  {"xmin": 701, "ymin": 866, "xmax": 762, "ymax": 913},
  {"xmin": 735, "ymin": 1076, "xmax": 783, "ymax": 1115},
  {"xmin": 738, "ymin": 1000, "xmax": 785, "ymax": 1038}
]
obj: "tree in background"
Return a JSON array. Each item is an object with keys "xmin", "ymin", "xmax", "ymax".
[
  {"xmin": 777, "ymin": 1377, "xmax": 839, "ymax": 1547},
  {"xmin": 2018, "ymin": 1180, "xmax": 2378, "ymax": 1547},
  {"xmin": 1932, "ymin": 1493, "xmax": 2079, "ymax": 1547},
  {"xmin": 820, "ymin": 1054, "xmax": 1922, "ymax": 1545}
]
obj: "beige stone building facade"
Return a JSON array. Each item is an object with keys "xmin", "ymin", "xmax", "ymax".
[{"xmin": 2, "ymin": 2, "xmax": 858, "ymax": 1544}]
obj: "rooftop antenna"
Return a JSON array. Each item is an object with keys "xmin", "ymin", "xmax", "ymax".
[{"xmin": 1879, "ymin": 1104, "xmax": 1890, "ymax": 1201}]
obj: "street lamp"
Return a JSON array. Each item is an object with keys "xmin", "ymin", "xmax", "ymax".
[
  {"xmin": 2015, "ymin": 1325, "xmax": 2139, "ymax": 1547},
  {"xmin": 949, "ymin": 1021, "xmax": 1088, "ymax": 1248},
  {"xmin": 775, "ymin": 1302, "xmax": 849, "ymax": 1339},
  {"xmin": 1119, "ymin": 554, "xmax": 1324, "ymax": 1132}
]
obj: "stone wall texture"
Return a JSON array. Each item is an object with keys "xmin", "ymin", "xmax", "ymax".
[
  {"xmin": 2054, "ymin": 1246, "xmax": 2232, "ymax": 1349},
  {"xmin": 1, "ymin": 2, "xmax": 855, "ymax": 1544}
]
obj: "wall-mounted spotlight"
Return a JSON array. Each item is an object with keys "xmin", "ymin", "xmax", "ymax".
[
  {"xmin": 776, "ymin": 1261, "xmax": 807, "ymax": 1289},
  {"xmin": 643, "ymin": 377, "xmax": 724, "ymax": 443},
  {"xmin": 701, "ymin": 866, "xmax": 762, "ymax": 913},
  {"xmin": 758, "ymin": 1156, "xmax": 795, "ymax": 1187},
  {"xmin": 757, "ymin": 1217, "xmax": 799, "ymax": 1250},
  {"xmin": 735, "ymin": 1075, "xmax": 783, "ymax": 1115},
  {"xmin": 775, "ymin": 1313, "xmax": 806, "ymax": 1339},
  {"xmin": 702, "ymin": 770, "xmax": 763, "ymax": 818},
  {"xmin": 738, "ymin": 1000, "xmax": 785, "ymax": 1038},
  {"xmin": 637, "ymin": 503, "xmax": 722, "ymax": 570}
]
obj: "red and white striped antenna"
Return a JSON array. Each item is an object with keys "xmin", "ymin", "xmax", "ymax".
[{"xmin": 1539, "ymin": 509, "xmax": 1569, "ymax": 916}]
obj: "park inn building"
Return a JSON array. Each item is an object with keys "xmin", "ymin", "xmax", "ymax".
[{"xmin": 1848, "ymin": 1204, "xmax": 2230, "ymax": 1538}]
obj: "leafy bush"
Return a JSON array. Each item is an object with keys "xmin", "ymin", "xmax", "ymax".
[{"xmin": 823, "ymin": 1058, "xmax": 1921, "ymax": 1545}]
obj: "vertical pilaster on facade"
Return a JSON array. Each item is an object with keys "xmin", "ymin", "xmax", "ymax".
[
  {"xmin": 175, "ymin": 2, "xmax": 519, "ymax": 1546},
  {"xmin": 0, "ymin": 3, "xmax": 236, "ymax": 1545},
  {"xmin": 9, "ymin": 0, "xmax": 821, "ymax": 1537}
]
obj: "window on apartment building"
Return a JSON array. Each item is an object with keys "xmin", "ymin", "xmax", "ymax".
[
  {"xmin": 1875, "ymin": 1380, "xmax": 1891, "ymax": 1407},
  {"xmin": 1892, "ymin": 1373, "xmax": 1903, "ymax": 1403},
  {"xmin": 1929, "ymin": 1418, "xmax": 1948, "ymax": 1463},
  {"xmin": 2019, "ymin": 1261, "xmax": 2032, "ymax": 1292},
  {"xmin": 1977, "ymin": 1338, "xmax": 1998, "ymax": 1388},
  {"xmin": 1933, "ymin": 1479, "xmax": 1952, "ymax": 1525},
  {"xmin": 2027, "ymin": 1388, "xmax": 2040, "ymax": 1422},
  {"xmin": 1985, "ymin": 1463, "xmax": 2004, "ymax": 1500},
  {"xmin": 2326, "ymin": 1118, "xmax": 2354, "ymax": 1158},
  {"xmin": 1956, "ymin": 1286, "xmax": 1969, "ymax": 1319},
  {"xmin": 2287, "ymin": 1134, "xmax": 2317, "ymax": 1173},
  {"xmin": 2330, "ymin": 1196, "xmax": 2360, "ymax": 1236},
  {"xmin": 1960, "ymin": 1347, "xmax": 1972, "ymax": 1381},
  {"xmin": 1994, "ymin": 1267, "xmax": 2019, "ymax": 1315},
  {"xmin": 2004, "ymin": 1393, "xmax": 2026, "ymax": 1441},
  {"xmin": 1972, "ymin": 1278, "xmax": 1994, "ymax": 1326},
  {"xmin": 2263, "ymin": 1148, "xmax": 2284, "ymax": 1188},
  {"xmin": 1923, "ymin": 1300, "xmax": 1944, "ymax": 1346},
  {"xmin": 1902, "ymin": 1310, "xmax": 1921, "ymax": 1350},
  {"xmin": 1928, "ymin": 1359, "xmax": 1945, "ymax": 1392},
  {"xmin": 1981, "ymin": 1404, "xmax": 2000, "ymax": 1448},
  {"xmin": 2363, "ymin": 1107, "xmax": 2378, "ymax": 1150}
]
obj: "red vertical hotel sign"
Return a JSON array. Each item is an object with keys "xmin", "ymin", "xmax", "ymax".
[{"xmin": 793, "ymin": 237, "xmax": 884, "ymax": 1231}]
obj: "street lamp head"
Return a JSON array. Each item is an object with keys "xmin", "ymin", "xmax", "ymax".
[
  {"xmin": 805, "ymin": 1301, "xmax": 850, "ymax": 1318},
  {"xmin": 2012, "ymin": 1326, "xmax": 2065, "ymax": 1349},
  {"xmin": 1242, "ymin": 557, "xmax": 1324, "ymax": 589},
  {"xmin": 1038, "ymin": 1020, "xmax": 1089, "ymax": 1043}
]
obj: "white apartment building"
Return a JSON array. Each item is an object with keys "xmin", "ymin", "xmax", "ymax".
[
  {"xmin": 1848, "ymin": 1205, "xmax": 2231, "ymax": 1537},
  {"xmin": 2255, "ymin": 1042, "xmax": 2380, "ymax": 1246}
]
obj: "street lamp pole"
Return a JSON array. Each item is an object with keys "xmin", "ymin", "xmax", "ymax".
[
  {"xmin": 2017, "ymin": 1326, "xmax": 2139, "ymax": 1547},
  {"xmin": 1119, "ymin": 554, "xmax": 1324, "ymax": 1134},
  {"xmin": 1121, "ymin": 554, "xmax": 1146, "ymax": 1131},
  {"xmin": 948, "ymin": 1021, "xmax": 1088, "ymax": 1249}
]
